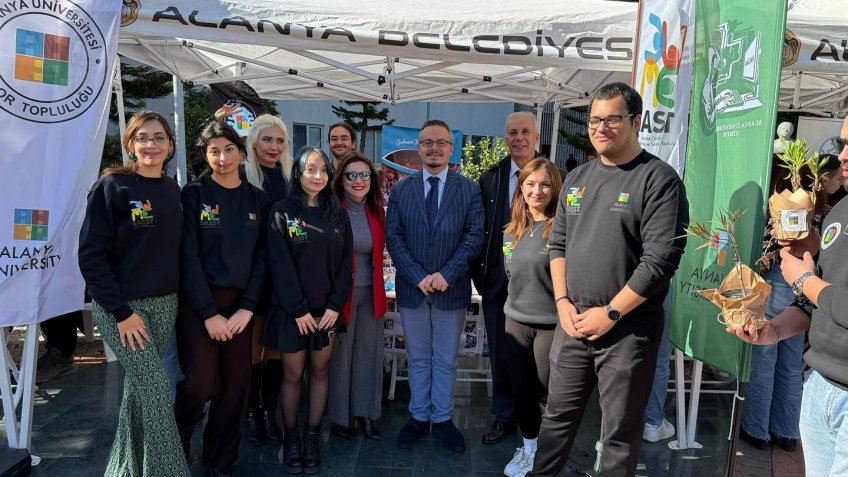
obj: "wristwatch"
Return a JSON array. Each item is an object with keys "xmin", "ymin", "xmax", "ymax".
[
  {"xmin": 605, "ymin": 304, "xmax": 622, "ymax": 323},
  {"xmin": 791, "ymin": 271, "xmax": 815, "ymax": 297}
]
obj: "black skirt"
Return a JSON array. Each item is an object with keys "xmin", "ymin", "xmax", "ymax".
[{"xmin": 261, "ymin": 306, "xmax": 343, "ymax": 353}]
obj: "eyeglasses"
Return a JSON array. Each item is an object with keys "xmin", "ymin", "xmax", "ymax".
[
  {"xmin": 133, "ymin": 135, "xmax": 169, "ymax": 147},
  {"xmin": 587, "ymin": 114, "xmax": 637, "ymax": 129},
  {"xmin": 304, "ymin": 166, "xmax": 328, "ymax": 177},
  {"xmin": 419, "ymin": 140, "xmax": 452, "ymax": 148},
  {"xmin": 344, "ymin": 171, "xmax": 371, "ymax": 182},
  {"xmin": 330, "ymin": 136, "xmax": 352, "ymax": 143}
]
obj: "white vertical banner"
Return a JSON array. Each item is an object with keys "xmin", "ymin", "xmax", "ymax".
[
  {"xmin": 0, "ymin": 0, "xmax": 120, "ymax": 325},
  {"xmin": 631, "ymin": 0, "xmax": 695, "ymax": 177}
]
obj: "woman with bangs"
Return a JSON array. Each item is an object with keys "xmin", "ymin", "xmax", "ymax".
[
  {"xmin": 500, "ymin": 158, "xmax": 563, "ymax": 477},
  {"xmin": 263, "ymin": 147, "xmax": 352, "ymax": 474},
  {"xmin": 327, "ymin": 151, "xmax": 388, "ymax": 440},
  {"xmin": 242, "ymin": 114, "xmax": 293, "ymax": 446}
]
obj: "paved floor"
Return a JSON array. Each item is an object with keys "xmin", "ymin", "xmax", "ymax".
[{"xmin": 0, "ymin": 332, "xmax": 804, "ymax": 476}]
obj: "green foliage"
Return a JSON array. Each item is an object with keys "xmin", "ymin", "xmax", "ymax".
[
  {"xmin": 776, "ymin": 138, "xmax": 827, "ymax": 198},
  {"xmin": 460, "ymin": 136, "xmax": 508, "ymax": 182},
  {"xmin": 331, "ymin": 101, "xmax": 395, "ymax": 152}
]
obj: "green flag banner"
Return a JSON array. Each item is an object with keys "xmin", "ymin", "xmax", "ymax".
[{"xmin": 670, "ymin": 0, "xmax": 787, "ymax": 380}]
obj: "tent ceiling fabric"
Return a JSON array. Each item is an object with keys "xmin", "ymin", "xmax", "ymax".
[{"xmin": 119, "ymin": 0, "xmax": 848, "ymax": 112}]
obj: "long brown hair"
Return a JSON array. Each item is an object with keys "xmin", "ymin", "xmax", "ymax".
[
  {"xmin": 102, "ymin": 111, "xmax": 175, "ymax": 176},
  {"xmin": 504, "ymin": 158, "xmax": 562, "ymax": 240},
  {"xmin": 332, "ymin": 151, "xmax": 384, "ymax": 220}
]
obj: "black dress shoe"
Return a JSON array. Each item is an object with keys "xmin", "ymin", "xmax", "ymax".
[
  {"xmin": 776, "ymin": 436, "xmax": 797, "ymax": 452},
  {"xmin": 330, "ymin": 423, "xmax": 353, "ymax": 439},
  {"xmin": 356, "ymin": 417, "xmax": 382, "ymax": 440},
  {"xmin": 739, "ymin": 428, "xmax": 769, "ymax": 450},
  {"xmin": 207, "ymin": 468, "xmax": 234, "ymax": 477},
  {"xmin": 397, "ymin": 417, "xmax": 429, "ymax": 449},
  {"xmin": 432, "ymin": 420, "xmax": 466, "ymax": 453},
  {"xmin": 482, "ymin": 421, "xmax": 516, "ymax": 445}
]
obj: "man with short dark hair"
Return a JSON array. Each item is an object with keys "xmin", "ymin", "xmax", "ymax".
[
  {"xmin": 386, "ymin": 119, "xmax": 484, "ymax": 453},
  {"xmin": 473, "ymin": 112, "xmax": 541, "ymax": 447},
  {"xmin": 529, "ymin": 83, "xmax": 688, "ymax": 476},
  {"xmin": 327, "ymin": 122, "xmax": 357, "ymax": 170}
]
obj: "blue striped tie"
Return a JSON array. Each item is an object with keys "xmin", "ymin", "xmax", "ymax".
[{"xmin": 426, "ymin": 176, "xmax": 440, "ymax": 228}]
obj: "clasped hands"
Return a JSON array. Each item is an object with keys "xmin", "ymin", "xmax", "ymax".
[
  {"xmin": 417, "ymin": 272, "xmax": 448, "ymax": 295},
  {"xmin": 295, "ymin": 309, "xmax": 339, "ymax": 336},
  {"xmin": 557, "ymin": 300, "xmax": 615, "ymax": 341},
  {"xmin": 205, "ymin": 308, "xmax": 254, "ymax": 341}
]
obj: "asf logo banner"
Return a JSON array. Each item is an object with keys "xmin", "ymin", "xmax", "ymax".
[
  {"xmin": 13, "ymin": 208, "xmax": 49, "ymax": 241},
  {"xmin": 0, "ymin": 0, "xmax": 110, "ymax": 123}
]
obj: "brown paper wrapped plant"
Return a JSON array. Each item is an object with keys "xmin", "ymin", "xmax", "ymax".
[
  {"xmin": 769, "ymin": 139, "xmax": 830, "ymax": 240},
  {"xmin": 685, "ymin": 209, "xmax": 772, "ymax": 329}
]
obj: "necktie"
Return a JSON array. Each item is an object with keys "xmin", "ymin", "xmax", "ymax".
[{"xmin": 426, "ymin": 176, "xmax": 440, "ymax": 228}]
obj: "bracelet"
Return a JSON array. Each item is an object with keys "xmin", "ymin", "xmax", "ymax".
[
  {"xmin": 791, "ymin": 271, "xmax": 815, "ymax": 297},
  {"xmin": 768, "ymin": 326, "xmax": 781, "ymax": 345},
  {"xmin": 555, "ymin": 296, "xmax": 570, "ymax": 304}
]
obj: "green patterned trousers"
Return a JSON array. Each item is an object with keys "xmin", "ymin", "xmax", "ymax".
[{"xmin": 92, "ymin": 294, "xmax": 190, "ymax": 477}]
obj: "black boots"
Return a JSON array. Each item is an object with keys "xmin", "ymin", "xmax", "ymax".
[
  {"xmin": 281, "ymin": 426, "xmax": 302, "ymax": 474},
  {"xmin": 262, "ymin": 360, "xmax": 283, "ymax": 443},
  {"xmin": 244, "ymin": 406, "xmax": 266, "ymax": 447},
  {"xmin": 356, "ymin": 417, "xmax": 382, "ymax": 440},
  {"xmin": 303, "ymin": 425, "xmax": 321, "ymax": 474}
]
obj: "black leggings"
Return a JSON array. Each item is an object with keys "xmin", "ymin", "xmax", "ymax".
[{"xmin": 504, "ymin": 318, "xmax": 555, "ymax": 439}]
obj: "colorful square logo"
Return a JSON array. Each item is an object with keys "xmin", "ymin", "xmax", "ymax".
[
  {"xmin": 617, "ymin": 192, "xmax": 630, "ymax": 203},
  {"xmin": 13, "ymin": 208, "xmax": 49, "ymax": 241},
  {"xmin": 15, "ymin": 29, "xmax": 70, "ymax": 86}
]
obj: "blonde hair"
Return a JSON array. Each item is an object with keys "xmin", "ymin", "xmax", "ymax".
[{"xmin": 244, "ymin": 114, "xmax": 292, "ymax": 189}]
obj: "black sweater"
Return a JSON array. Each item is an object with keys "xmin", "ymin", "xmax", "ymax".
[
  {"xmin": 805, "ymin": 197, "xmax": 848, "ymax": 389},
  {"xmin": 259, "ymin": 164, "xmax": 288, "ymax": 204},
  {"xmin": 181, "ymin": 176, "xmax": 270, "ymax": 320},
  {"xmin": 548, "ymin": 151, "xmax": 688, "ymax": 317},
  {"xmin": 267, "ymin": 199, "xmax": 353, "ymax": 318},
  {"xmin": 78, "ymin": 173, "xmax": 183, "ymax": 322}
]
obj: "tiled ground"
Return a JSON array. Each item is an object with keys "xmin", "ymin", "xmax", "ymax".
[{"xmin": 0, "ymin": 331, "xmax": 804, "ymax": 476}]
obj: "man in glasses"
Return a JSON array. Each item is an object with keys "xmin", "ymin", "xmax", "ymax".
[
  {"xmin": 529, "ymin": 82, "xmax": 688, "ymax": 476},
  {"xmin": 472, "ymin": 112, "xmax": 542, "ymax": 449},
  {"xmin": 386, "ymin": 119, "xmax": 484, "ymax": 453},
  {"xmin": 327, "ymin": 122, "xmax": 357, "ymax": 171}
]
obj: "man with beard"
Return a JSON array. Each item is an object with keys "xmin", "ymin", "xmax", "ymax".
[
  {"xmin": 386, "ymin": 119, "xmax": 484, "ymax": 453},
  {"xmin": 328, "ymin": 122, "xmax": 357, "ymax": 171}
]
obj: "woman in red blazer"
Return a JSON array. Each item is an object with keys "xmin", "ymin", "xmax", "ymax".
[{"xmin": 327, "ymin": 151, "xmax": 388, "ymax": 439}]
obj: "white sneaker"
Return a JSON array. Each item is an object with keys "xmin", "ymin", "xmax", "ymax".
[
  {"xmin": 504, "ymin": 446, "xmax": 534, "ymax": 477},
  {"xmin": 642, "ymin": 419, "xmax": 675, "ymax": 443}
]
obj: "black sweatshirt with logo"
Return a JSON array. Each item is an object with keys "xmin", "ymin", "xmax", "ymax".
[
  {"xmin": 78, "ymin": 173, "xmax": 183, "ymax": 322},
  {"xmin": 548, "ymin": 151, "xmax": 688, "ymax": 317},
  {"xmin": 180, "ymin": 176, "xmax": 270, "ymax": 320}
]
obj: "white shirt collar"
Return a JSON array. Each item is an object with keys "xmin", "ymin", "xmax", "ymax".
[
  {"xmin": 423, "ymin": 166, "xmax": 449, "ymax": 185},
  {"xmin": 509, "ymin": 158, "xmax": 521, "ymax": 178}
]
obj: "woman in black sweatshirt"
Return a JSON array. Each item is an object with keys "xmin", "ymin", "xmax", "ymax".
[
  {"xmin": 78, "ymin": 111, "xmax": 189, "ymax": 476},
  {"xmin": 242, "ymin": 114, "xmax": 292, "ymax": 446},
  {"xmin": 263, "ymin": 147, "xmax": 353, "ymax": 474},
  {"xmin": 500, "ymin": 158, "xmax": 563, "ymax": 477},
  {"xmin": 173, "ymin": 121, "xmax": 270, "ymax": 477}
]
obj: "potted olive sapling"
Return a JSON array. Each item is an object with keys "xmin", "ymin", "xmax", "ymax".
[
  {"xmin": 686, "ymin": 209, "xmax": 772, "ymax": 329},
  {"xmin": 769, "ymin": 139, "xmax": 830, "ymax": 240}
]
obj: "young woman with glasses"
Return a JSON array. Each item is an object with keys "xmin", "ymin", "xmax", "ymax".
[
  {"xmin": 174, "ymin": 121, "xmax": 271, "ymax": 477},
  {"xmin": 262, "ymin": 146, "xmax": 353, "ymax": 474},
  {"xmin": 327, "ymin": 151, "xmax": 387, "ymax": 440},
  {"xmin": 78, "ymin": 111, "xmax": 189, "ymax": 476}
]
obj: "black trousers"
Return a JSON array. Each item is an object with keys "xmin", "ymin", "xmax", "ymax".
[
  {"xmin": 41, "ymin": 310, "xmax": 82, "ymax": 357},
  {"xmin": 528, "ymin": 315, "xmax": 663, "ymax": 477},
  {"xmin": 505, "ymin": 318, "xmax": 555, "ymax": 439},
  {"xmin": 482, "ymin": 285, "xmax": 514, "ymax": 424},
  {"xmin": 174, "ymin": 289, "xmax": 253, "ymax": 472}
]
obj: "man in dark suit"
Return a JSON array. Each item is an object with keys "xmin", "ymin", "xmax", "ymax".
[
  {"xmin": 473, "ymin": 112, "xmax": 541, "ymax": 444},
  {"xmin": 386, "ymin": 119, "xmax": 484, "ymax": 453}
]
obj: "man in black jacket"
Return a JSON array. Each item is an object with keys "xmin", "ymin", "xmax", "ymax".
[{"xmin": 473, "ymin": 111, "xmax": 541, "ymax": 444}]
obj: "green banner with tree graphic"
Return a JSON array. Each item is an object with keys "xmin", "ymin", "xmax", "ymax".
[{"xmin": 669, "ymin": 0, "xmax": 787, "ymax": 380}]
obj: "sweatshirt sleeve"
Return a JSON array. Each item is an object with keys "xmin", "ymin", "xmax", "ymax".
[
  {"xmin": 180, "ymin": 185, "xmax": 218, "ymax": 320},
  {"xmin": 239, "ymin": 192, "xmax": 270, "ymax": 312},
  {"xmin": 815, "ymin": 284, "xmax": 848, "ymax": 329},
  {"xmin": 625, "ymin": 176, "xmax": 689, "ymax": 297},
  {"xmin": 267, "ymin": 205, "xmax": 310, "ymax": 318},
  {"xmin": 548, "ymin": 185, "xmax": 568, "ymax": 260},
  {"xmin": 78, "ymin": 179, "xmax": 133, "ymax": 322},
  {"xmin": 327, "ymin": 213, "xmax": 353, "ymax": 313}
]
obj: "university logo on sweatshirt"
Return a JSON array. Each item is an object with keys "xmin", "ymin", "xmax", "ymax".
[
  {"xmin": 285, "ymin": 213, "xmax": 308, "ymax": 242},
  {"xmin": 610, "ymin": 191, "xmax": 632, "ymax": 213},
  {"xmin": 565, "ymin": 187, "xmax": 585, "ymax": 215},
  {"xmin": 129, "ymin": 200, "xmax": 154, "ymax": 228},
  {"xmin": 200, "ymin": 203, "xmax": 221, "ymax": 227}
]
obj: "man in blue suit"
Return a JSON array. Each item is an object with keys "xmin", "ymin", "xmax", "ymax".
[{"xmin": 386, "ymin": 119, "xmax": 484, "ymax": 453}]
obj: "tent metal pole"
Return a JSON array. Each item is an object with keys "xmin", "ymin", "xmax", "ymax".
[
  {"xmin": 534, "ymin": 103, "xmax": 543, "ymax": 155},
  {"xmin": 549, "ymin": 102, "xmax": 561, "ymax": 165},
  {"xmin": 172, "ymin": 76, "xmax": 188, "ymax": 186},
  {"xmin": 793, "ymin": 73, "xmax": 802, "ymax": 109},
  {"xmin": 113, "ymin": 56, "xmax": 129, "ymax": 165}
]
